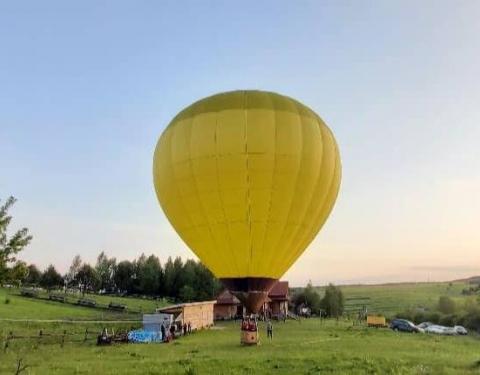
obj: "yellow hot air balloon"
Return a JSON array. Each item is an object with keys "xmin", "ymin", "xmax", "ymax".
[{"xmin": 153, "ymin": 90, "xmax": 341, "ymax": 313}]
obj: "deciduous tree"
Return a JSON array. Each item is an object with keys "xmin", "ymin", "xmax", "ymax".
[
  {"xmin": 0, "ymin": 197, "xmax": 32, "ymax": 284},
  {"xmin": 320, "ymin": 283, "xmax": 344, "ymax": 318},
  {"xmin": 95, "ymin": 251, "xmax": 116, "ymax": 292}
]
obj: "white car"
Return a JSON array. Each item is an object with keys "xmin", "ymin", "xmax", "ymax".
[
  {"xmin": 424, "ymin": 325, "xmax": 448, "ymax": 334},
  {"xmin": 454, "ymin": 325, "xmax": 468, "ymax": 335},
  {"xmin": 417, "ymin": 322, "xmax": 433, "ymax": 329},
  {"xmin": 423, "ymin": 324, "xmax": 464, "ymax": 335}
]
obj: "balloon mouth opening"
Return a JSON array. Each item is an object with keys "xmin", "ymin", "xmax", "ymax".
[{"xmin": 219, "ymin": 277, "xmax": 277, "ymax": 314}]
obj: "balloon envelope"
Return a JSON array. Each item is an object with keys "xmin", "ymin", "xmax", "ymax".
[{"xmin": 153, "ymin": 90, "xmax": 341, "ymax": 312}]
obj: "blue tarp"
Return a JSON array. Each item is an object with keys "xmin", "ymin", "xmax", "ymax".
[{"xmin": 128, "ymin": 329, "xmax": 163, "ymax": 343}]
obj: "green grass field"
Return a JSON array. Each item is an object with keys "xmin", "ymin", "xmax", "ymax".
[
  {"xmin": 1, "ymin": 319, "xmax": 479, "ymax": 374},
  {"xmin": 0, "ymin": 288, "xmax": 169, "ymax": 320},
  {"xmin": 315, "ymin": 281, "xmax": 473, "ymax": 316},
  {"xmin": 1, "ymin": 283, "xmax": 479, "ymax": 374}
]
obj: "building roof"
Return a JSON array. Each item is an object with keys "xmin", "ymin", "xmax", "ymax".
[
  {"xmin": 156, "ymin": 300, "xmax": 216, "ymax": 314},
  {"xmin": 268, "ymin": 281, "xmax": 289, "ymax": 300},
  {"xmin": 216, "ymin": 290, "xmax": 240, "ymax": 305}
]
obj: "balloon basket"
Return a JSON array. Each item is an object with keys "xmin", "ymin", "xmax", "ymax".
[{"xmin": 240, "ymin": 330, "xmax": 259, "ymax": 345}]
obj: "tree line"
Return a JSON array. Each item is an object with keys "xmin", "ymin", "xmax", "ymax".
[
  {"xmin": 0, "ymin": 196, "xmax": 220, "ymax": 302},
  {"xmin": 10, "ymin": 253, "xmax": 221, "ymax": 303},
  {"xmin": 291, "ymin": 282, "xmax": 345, "ymax": 318}
]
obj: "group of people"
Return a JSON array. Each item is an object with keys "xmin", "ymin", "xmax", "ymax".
[
  {"xmin": 182, "ymin": 322, "xmax": 192, "ymax": 335},
  {"xmin": 240, "ymin": 316, "xmax": 274, "ymax": 340},
  {"xmin": 241, "ymin": 317, "xmax": 258, "ymax": 332},
  {"xmin": 160, "ymin": 321, "xmax": 192, "ymax": 342}
]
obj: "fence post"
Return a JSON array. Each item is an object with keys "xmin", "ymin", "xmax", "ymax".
[
  {"xmin": 61, "ymin": 330, "xmax": 66, "ymax": 348},
  {"xmin": 84, "ymin": 328, "xmax": 88, "ymax": 342},
  {"xmin": 4, "ymin": 331, "xmax": 13, "ymax": 352}
]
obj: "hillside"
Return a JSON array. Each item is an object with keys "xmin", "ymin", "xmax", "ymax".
[
  {"xmin": 313, "ymin": 281, "xmax": 473, "ymax": 317},
  {"xmin": 0, "ymin": 288, "xmax": 167, "ymax": 320}
]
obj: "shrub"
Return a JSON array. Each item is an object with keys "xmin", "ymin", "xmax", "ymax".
[
  {"xmin": 463, "ymin": 312, "xmax": 480, "ymax": 332},
  {"xmin": 413, "ymin": 311, "xmax": 427, "ymax": 324},
  {"xmin": 464, "ymin": 298, "xmax": 479, "ymax": 314},
  {"xmin": 424, "ymin": 312, "xmax": 441, "ymax": 324},
  {"xmin": 4, "ymin": 296, "xmax": 10, "ymax": 304},
  {"xmin": 438, "ymin": 296, "xmax": 456, "ymax": 314},
  {"xmin": 439, "ymin": 314, "xmax": 457, "ymax": 327},
  {"xmin": 395, "ymin": 310, "xmax": 414, "ymax": 322}
]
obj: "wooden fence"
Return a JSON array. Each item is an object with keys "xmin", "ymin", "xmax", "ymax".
[
  {"xmin": 2, "ymin": 326, "xmax": 134, "ymax": 351},
  {"xmin": 17, "ymin": 289, "xmax": 143, "ymax": 315}
]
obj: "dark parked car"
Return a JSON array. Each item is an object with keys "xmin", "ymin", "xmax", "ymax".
[{"xmin": 390, "ymin": 319, "xmax": 424, "ymax": 333}]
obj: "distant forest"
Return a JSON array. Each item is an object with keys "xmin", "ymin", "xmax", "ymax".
[{"xmin": 10, "ymin": 252, "xmax": 222, "ymax": 303}]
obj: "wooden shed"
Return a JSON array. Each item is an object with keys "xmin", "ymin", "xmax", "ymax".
[
  {"xmin": 214, "ymin": 290, "xmax": 243, "ymax": 320},
  {"xmin": 156, "ymin": 301, "xmax": 215, "ymax": 330}
]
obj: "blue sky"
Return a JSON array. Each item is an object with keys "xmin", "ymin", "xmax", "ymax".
[{"xmin": 1, "ymin": 1, "xmax": 479, "ymax": 285}]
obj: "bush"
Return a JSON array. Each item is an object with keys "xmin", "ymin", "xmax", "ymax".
[
  {"xmin": 439, "ymin": 314, "xmax": 457, "ymax": 327},
  {"xmin": 4, "ymin": 296, "xmax": 10, "ymax": 304},
  {"xmin": 413, "ymin": 311, "xmax": 427, "ymax": 324},
  {"xmin": 395, "ymin": 310, "xmax": 414, "ymax": 322},
  {"xmin": 463, "ymin": 312, "xmax": 480, "ymax": 332},
  {"xmin": 424, "ymin": 312, "xmax": 441, "ymax": 324},
  {"xmin": 438, "ymin": 296, "xmax": 456, "ymax": 314}
]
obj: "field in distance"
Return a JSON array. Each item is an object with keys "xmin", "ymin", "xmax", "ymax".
[{"xmin": 313, "ymin": 281, "xmax": 474, "ymax": 317}]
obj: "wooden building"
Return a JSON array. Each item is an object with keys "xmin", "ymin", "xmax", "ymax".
[
  {"xmin": 214, "ymin": 290, "xmax": 242, "ymax": 320},
  {"xmin": 214, "ymin": 281, "xmax": 290, "ymax": 320},
  {"xmin": 264, "ymin": 281, "xmax": 289, "ymax": 318},
  {"xmin": 156, "ymin": 301, "xmax": 215, "ymax": 330}
]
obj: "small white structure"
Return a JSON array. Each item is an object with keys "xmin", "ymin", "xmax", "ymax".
[{"xmin": 143, "ymin": 313, "xmax": 173, "ymax": 332}]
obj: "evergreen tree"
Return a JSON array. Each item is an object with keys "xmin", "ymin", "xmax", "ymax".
[
  {"xmin": 193, "ymin": 262, "xmax": 221, "ymax": 301},
  {"xmin": 114, "ymin": 260, "xmax": 134, "ymax": 293},
  {"xmin": 138, "ymin": 255, "xmax": 162, "ymax": 295},
  {"xmin": 171, "ymin": 257, "xmax": 185, "ymax": 299},
  {"xmin": 163, "ymin": 256, "xmax": 175, "ymax": 297},
  {"xmin": 25, "ymin": 264, "xmax": 42, "ymax": 285},
  {"xmin": 179, "ymin": 284, "xmax": 195, "ymax": 302},
  {"xmin": 40, "ymin": 265, "xmax": 63, "ymax": 291},
  {"xmin": 132, "ymin": 253, "xmax": 147, "ymax": 294}
]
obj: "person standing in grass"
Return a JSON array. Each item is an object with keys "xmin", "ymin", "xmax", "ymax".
[
  {"xmin": 161, "ymin": 324, "xmax": 166, "ymax": 342},
  {"xmin": 267, "ymin": 320, "xmax": 273, "ymax": 340}
]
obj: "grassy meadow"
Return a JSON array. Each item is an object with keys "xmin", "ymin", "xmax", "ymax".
[
  {"xmin": 1, "ymin": 319, "xmax": 479, "ymax": 374},
  {"xmin": 0, "ymin": 288, "xmax": 168, "ymax": 320},
  {"xmin": 315, "ymin": 281, "xmax": 474, "ymax": 317},
  {"xmin": 1, "ymin": 282, "xmax": 479, "ymax": 374}
]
